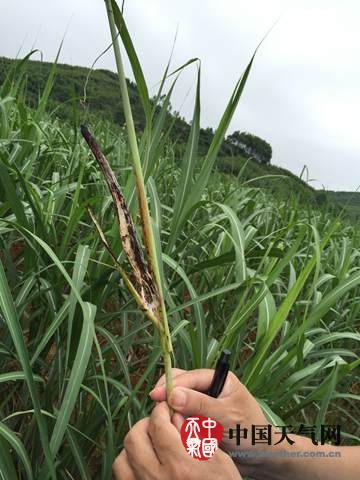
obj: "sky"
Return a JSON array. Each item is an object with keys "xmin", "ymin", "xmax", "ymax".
[{"xmin": 1, "ymin": 0, "xmax": 360, "ymax": 191}]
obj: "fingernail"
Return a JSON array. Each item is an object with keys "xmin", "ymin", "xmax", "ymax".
[{"xmin": 169, "ymin": 387, "xmax": 186, "ymax": 407}]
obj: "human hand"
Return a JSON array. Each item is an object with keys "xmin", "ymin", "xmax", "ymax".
[
  {"xmin": 113, "ymin": 401, "xmax": 242, "ymax": 480},
  {"xmin": 150, "ymin": 369, "xmax": 360, "ymax": 480},
  {"xmin": 150, "ymin": 368, "xmax": 270, "ymax": 473}
]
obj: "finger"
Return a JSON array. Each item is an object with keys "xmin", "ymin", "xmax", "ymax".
[
  {"xmin": 148, "ymin": 402, "xmax": 188, "ymax": 463},
  {"xmin": 113, "ymin": 450, "xmax": 136, "ymax": 480},
  {"xmin": 171, "ymin": 412, "xmax": 185, "ymax": 432},
  {"xmin": 168, "ymin": 385, "xmax": 227, "ymax": 419},
  {"xmin": 151, "ymin": 368, "xmax": 185, "ymax": 405},
  {"xmin": 124, "ymin": 418, "xmax": 162, "ymax": 475},
  {"xmin": 150, "ymin": 368, "xmax": 185, "ymax": 394},
  {"xmin": 152, "ymin": 369, "xmax": 243, "ymax": 404},
  {"xmin": 150, "ymin": 369, "xmax": 216, "ymax": 401}
]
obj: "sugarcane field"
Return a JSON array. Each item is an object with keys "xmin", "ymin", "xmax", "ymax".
[{"xmin": 0, "ymin": 1, "xmax": 359, "ymax": 479}]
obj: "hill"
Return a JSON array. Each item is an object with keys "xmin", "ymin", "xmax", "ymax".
[
  {"xmin": 0, "ymin": 55, "xmax": 353, "ymax": 211},
  {"xmin": 218, "ymin": 155, "xmax": 317, "ymax": 204},
  {"xmin": 323, "ymin": 191, "xmax": 360, "ymax": 219},
  {"xmin": 0, "ymin": 55, "xmax": 244, "ymax": 157}
]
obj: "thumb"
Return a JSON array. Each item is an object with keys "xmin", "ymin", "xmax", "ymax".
[{"xmin": 169, "ymin": 386, "xmax": 219, "ymax": 418}]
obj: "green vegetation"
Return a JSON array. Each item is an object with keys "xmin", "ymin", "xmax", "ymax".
[
  {"xmin": 0, "ymin": 2, "xmax": 359, "ymax": 478},
  {"xmin": 225, "ymin": 130, "xmax": 272, "ymax": 164},
  {"xmin": 0, "ymin": 56, "xmax": 272, "ymax": 163},
  {"xmin": 322, "ymin": 190, "xmax": 360, "ymax": 220},
  {"xmin": 3, "ymin": 54, "xmax": 358, "ymax": 214},
  {"xmin": 218, "ymin": 155, "xmax": 317, "ymax": 204},
  {"xmin": 0, "ymin": 56, "xmax": 200, "ymax": 153}
]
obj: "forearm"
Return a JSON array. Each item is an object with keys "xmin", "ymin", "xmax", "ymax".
[{"xmin": 236, "ymin": 435, "xmax": 358, "ymax": 480}]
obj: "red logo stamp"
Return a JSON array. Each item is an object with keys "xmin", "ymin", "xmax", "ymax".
[{"xmin": 180, "ymin": 416, "xmax": 224, "ymax": 460}]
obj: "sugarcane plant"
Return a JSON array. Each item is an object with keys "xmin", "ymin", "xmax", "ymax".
[
  {"xmin": 82, "ymin": 0, "xmax": 258, "ymax": 399},
  {"xmin": 80, "ymin": 0, "xmax": 174, "ymax": 398},
  {"xmin": 80, "ymin": 125, "xmax": 173, "ymax": 398}
]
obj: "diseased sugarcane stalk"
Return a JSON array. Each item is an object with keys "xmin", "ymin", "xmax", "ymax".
[
  {"xmin": 101, "ymin": 0, "xmax": 173, "ymax": 400},
  {"xmin": 81, "ymin": 124, "xmax": 173, "ymax": 401}
]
